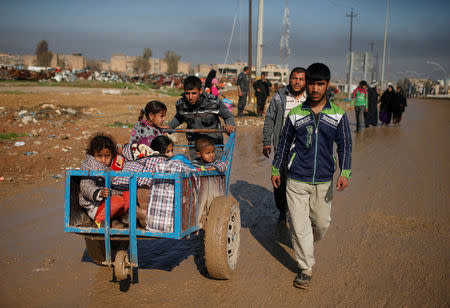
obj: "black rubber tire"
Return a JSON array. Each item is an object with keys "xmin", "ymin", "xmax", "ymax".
[
  {"xmin": 114, "ymin": 250, "xmax": 130, "ymax": 281},
  {"xmin": 204, "ymin": 196, "xmax": 241, "ymax": 280},
  {"xmin": 84, "ymin": 238, "xmax": 129, "ymax": 265}
]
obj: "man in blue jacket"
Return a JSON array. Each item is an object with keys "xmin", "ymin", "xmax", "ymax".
[{"xmin": 271, "ymin": 63, "xmax": 352, "ymax": 289}]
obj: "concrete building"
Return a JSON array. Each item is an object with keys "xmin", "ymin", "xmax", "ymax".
[
  {"xmin": 0, "ymin": 53, "xmax": 25, "ymax": 67},
  {"xmin": 259, "ymin": 64, "xmax": 289, "ymax": 84},
  {"xmin": 177, "ymin": 62, "xmax": 190, "ymax": 74},
  {"xmin": 1, "ymin": 51, "xmax": 284, "ymax": 80},
  {"xmin": 97, "ymin": 60, "xmax": 109, "ymax": 71},
  {"xmin": 23, "ymin": 55, "xmax": 35, "ymax": 67},
  {"xmin": 110, "ymin": 54, "xmax": 135, "ymax": 73},
  {"xmin": 51, "ymin": 53, "xmax": 86, "ymax": 70},
  {"xmin": 110, "ymin": 54, "xmax": 190, "ymax": 75},
  {"xmin": 150, "ymin": 58, "xmax": 161, "ymax": 74},
  {"xmin": 16, "ymin": 53, "xmax": 87, "ymax": 70},
  {"xmin": 195, "ymin": 61, "xmax": 289, "ymax": 83}
]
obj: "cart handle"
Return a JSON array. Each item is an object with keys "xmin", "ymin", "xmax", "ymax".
[{"xmin": 162, "ymin": 128, "xmax": 227, "ymax": 134}]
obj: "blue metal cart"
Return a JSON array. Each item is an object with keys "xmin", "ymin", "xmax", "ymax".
[{"xmin": 64, "ymin": 130, "xmax": 239, "ymax": 281}]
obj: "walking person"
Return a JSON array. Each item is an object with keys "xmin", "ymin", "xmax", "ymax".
[
  {"xmin": 236, "ymin": 66, "xmax": 250, "ymax": 117},
  {"xmin": 366, "ymin": 80, "xmax": 379, "ymax": 127},
  {"xmin": 392, "ymin": 87, "xmax": 407, "ymax": 126},
  {"xmin": 262, "ymin": 67, "xmax": 307, "ymax": 223},
  {"xmin": 351, "ymin": 80, "xmax": 368, "ymax": 132},
  {"xmin": 204, "ymin": 69, "xmax": 217, "ymax": 93},
  {"xmin": 168, "ymin": 76, "xmax": 235, "ymax": 159},
  {"xmin": 253, "ymin": 72, "xmax": 272, "ymax": 117},
  {"xmin": 271, "ymin": 63, "xmax": 352, "ymax": 289},
  {"xmin": 379, "ymin": 84, "xmax": 395, "ymax": 125}
]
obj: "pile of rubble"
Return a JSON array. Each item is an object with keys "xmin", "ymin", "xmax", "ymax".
[
  {"xmin": 0, "ymin": 104, "xmax": 89, "ymax": 125},
  {"xmin": 0, "ymin": 66, "xmax": 186, "ymax": 89},
  {"xmin": 0, "ymin": 67, "xmax": 56, "ymax": 81}
]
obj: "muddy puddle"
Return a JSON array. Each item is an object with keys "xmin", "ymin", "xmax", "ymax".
[{"xmin": 0, "ymin": 99, "xmax": 449, "ymax": 307}]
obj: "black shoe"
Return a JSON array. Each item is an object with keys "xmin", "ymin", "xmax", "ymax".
[{"xmin": 293, "ymin": 271, "xmax": 312, "ymax": 289}]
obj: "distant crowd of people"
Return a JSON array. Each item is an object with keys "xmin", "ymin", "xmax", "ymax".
[{"xmin": 351, "ymin": 80, "xmax": 408, "ymax": 132}]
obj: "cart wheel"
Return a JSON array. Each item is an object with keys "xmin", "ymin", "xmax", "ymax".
[
  {"xmin": 114, "ymin": 250, "xmax": 132, "ymax": 281},
  {"xmin": 204, "ymin": 196, "xmax": 241, "ymax": 279},
  {"xmin": 84, "ymin": 238, "xmax": 129, "ymax": 265}
]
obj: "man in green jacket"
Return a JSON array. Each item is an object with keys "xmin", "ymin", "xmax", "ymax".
[{"xmin": 351, "ymin": 80, "xmax": 368, "ymax": 132}]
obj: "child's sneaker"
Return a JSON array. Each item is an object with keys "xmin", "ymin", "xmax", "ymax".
[{"xmin": 94, "ymin": 220, "xmax": 104, "ymax": 228}]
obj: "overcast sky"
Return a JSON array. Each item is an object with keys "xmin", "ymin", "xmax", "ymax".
[{"xmin": 0, "ymin": 0, "xmax": 449, "ymax": 82}]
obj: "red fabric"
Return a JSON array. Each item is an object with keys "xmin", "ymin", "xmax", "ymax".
[
  {"xmin": 111, "ymin": 155, "xmax": 124, "ymax": 171},
  {"xmin": 352, "ymin": 87, "xmax": 367, "ymax": 99},
  {"xmin": 94, "ymin": 191, "xmax": 130, "ymax": 222}
]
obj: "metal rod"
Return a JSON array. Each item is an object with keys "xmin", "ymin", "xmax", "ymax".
[
  {"xmin": 129, "ymin": 174, "xmax": 138, "ymax": 266},
  {"xmin": 162, "ymin": 128, "xmax": 227, "ymax": 134}
]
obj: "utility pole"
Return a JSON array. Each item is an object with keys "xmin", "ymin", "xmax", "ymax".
[
  {"xmin": 280, "ymin": 0, "xmax": 290, "ymax": 83},
  {"xmin": 363, "ymin": 52, "xmax": 369, "ymax": 82},
  {"xmin": 248, "ymin": 0, "xmax": 253, "ymax": 104},
  {"xmin": 381, "ymin": 0, "xmax": 390, "ymax": 89},
  {"xmin": 256, "ymin": 0, "xmax": 264, "ymax": 76},
  {"xmin": 346, "ymin": 8, "xmax": 357, "ymax": 99},
  {"xmin": 369, "ymin": 40, "xmax": 375, "ymax": 81}
]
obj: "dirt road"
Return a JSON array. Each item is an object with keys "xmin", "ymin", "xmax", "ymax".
[{"xmin": 0, "ymin": 97, "xmax": 449, "ymax": 307}]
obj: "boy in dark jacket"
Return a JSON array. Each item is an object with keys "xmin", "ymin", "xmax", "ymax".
[{"xmin": 168, "ymin": 76, "xmax": 235, "ymax": 159}]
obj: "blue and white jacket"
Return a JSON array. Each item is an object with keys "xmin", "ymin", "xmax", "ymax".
[{"xmin": 272, "ymin": 99, "xmax": 352, "ymax": 183}]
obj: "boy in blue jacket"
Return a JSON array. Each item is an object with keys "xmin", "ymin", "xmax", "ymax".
[{"xmin": 271, "ymin": 63, "xmax": 352, "ymax": 289}]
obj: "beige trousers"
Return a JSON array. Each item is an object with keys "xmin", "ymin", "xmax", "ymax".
[{"xmin": 286, "ymin": 179, "xmax": 333, "ymax": 271}]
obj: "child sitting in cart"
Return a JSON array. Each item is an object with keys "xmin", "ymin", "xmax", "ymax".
[
  {"xmin": 129, "ymin": 100, "xmax": 169, "ymax": 152},
  {"xmin": 191, "ymin": 137, "xmax": 227, "ymax": 173},
  {"xmin": 150, "ymin": 135, "xmax": 174, "ymax": 158},
  {"xmin": 112, "ymin": 136, "xmax": 174, "ymax": 188},
  {"xmin": 79, "ymin": 133, "xmax": 146, "ymax": 228},
  {"xmin": 112, "ymin": 136, "xmax": 176, "ymax": 223}
]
